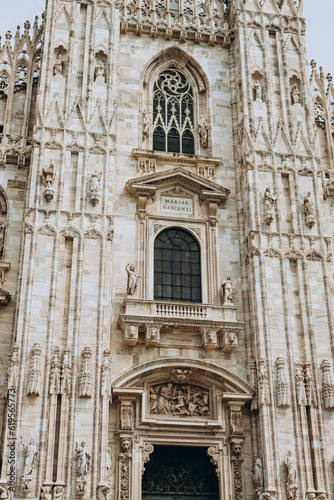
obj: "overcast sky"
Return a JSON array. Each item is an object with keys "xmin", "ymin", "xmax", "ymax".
[{"xmin": 0, "ymin": 0, "xmax": 333, "ymax": 73}]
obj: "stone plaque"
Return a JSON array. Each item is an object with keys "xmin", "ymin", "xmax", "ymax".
[{"xmin": 160, "ymin": 196, "xmax": 193, "ymax": 215}]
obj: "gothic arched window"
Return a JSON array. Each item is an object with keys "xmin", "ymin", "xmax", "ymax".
[
  {"xmin": 153, "ymin": 67, "xmax": 195, "ymax": 154},
  {"xmin": 154, "ymin": 228, "xmax": 201, "ymax": 303}
]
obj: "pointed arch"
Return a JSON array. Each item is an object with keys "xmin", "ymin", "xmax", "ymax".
[{"xmin": 142, "ymin": 46, "xmax": 209, "ymax": 95}]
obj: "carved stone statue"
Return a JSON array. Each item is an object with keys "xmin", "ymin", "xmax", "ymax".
[
  {"xmin": 304, "ymin": 192, "xmax": 316, "ymax": 228},
  {"xmin": 120, "ymin": 438, "xmax": 131, "ymax": 455},
  {"xmin": 75, "ymin": 441, "xmax": 91, "ymax": 477},
  {"xmin": 304, "ymin": 192, "xmax": 315, "ymax": 216},
  {"xmin": 264, "ymin": 187, "xmax": 276, "ymax": 225},
  {"xmin": 106, "ymin": 447, "xmax": 112, "ymax": 479},
  {"xmin": 126, "ymin": 264, "xmax": 142, "ymax": 295},
  {"xmin": 54, "ymin": 56, "xmax": 63, "ymax": 76},
  {"xmin": 253, "ymin": 457, "xmax": 263, "ymax": 490},
  {"xmin": 221, "ymin": 275, "xmax": 234, "ymax": 305},
  {"xmin": 89, "ymin": 171, "xmax": 102, "ymax": 206},
  {"xmin": 198, "ymin": 114, "xmax": 209, "ymax": 148},
  {"xmin": 285, "ymin": 451, "xmax": 299, "ymax": 500},
  {"xmin": 291, "ymin": 84, "xmax": 300, "ymax": 105},
  {"xmin": 42, "ymin": 164, "xmax": 56, "ymax": 202},
  {"xmin": 254, "ymin": 80, "xmax": 262, "ymax": 101},
  {"xmin": 95, "ymin": 60, "xmax": 105, "ymax": 83},
  {"xmin": 21, "ymin": 437, "xmax": 38, "ymax": 476},
  {"xmin": 142, "ymin": 109, "xmax": 150, "ymax": 140}
]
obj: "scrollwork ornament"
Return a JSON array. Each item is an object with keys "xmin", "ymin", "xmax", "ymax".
[
  {"xmin": 141, "ymin": 443, "xmax": 154, "ymax": 476},
  {"xmin": 206, "ymin": 446, "xmax": 220, "ymax": 480}
]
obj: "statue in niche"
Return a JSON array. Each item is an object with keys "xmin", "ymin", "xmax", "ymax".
[
  {"xmin": 285, "ymin": 451, "xmax": 299, "ymax": 500},
  {"xmin": 198, "ymin": 114, "xmax": 209, "ymax": 148},
  {"xmin": 42, "ymin": 164, "xmax": 56, "ymax": 203},
  {"xmin": 254, "ymin": 80, "xmax": 262, "ymax": 101},
  {"xmin": 304, "ymin": 192, "xmax": 315, "ymax": 217},
  {"xmin": 0, "ymin": 221, "xmax": 5, "ymax": 259},
  {"xmin": 304, "ymin": 192, "xmax": 316, "ymax": 228},
  {"xmin": 126, "ymin": 264, "xmax": 142, "ymax": 295},
  {"xmin": 253, "ymin": 458, "xmax": 263, "ymax": 490},
  {"xmin": 21, "ymin": 437, "xmax": 38, "ymax": 476},
  {"xmin": 221, "ymin": 275, "xmax": 234, "ymax": 305},
  {"xmin": 291, "ymin": 84, "xmax": 300, "ymax": 105},
  {"xmin": 142, "ymin": 109, "xmax": 150, "ymax": 141},
  {"xmin": 264, "ymin": 187, "xmax": 276, "ymax": 225},
  {"xmin": 54, "ymin": 55, "xmax": 63, "ymax": 76},
  {"xmin": 75, "ymin": 441, "xmax": 91, "ymax": 477},
  {"xmin": 89, "ymin": 170, "xmax": 102, "ymax": 206},
  {"xmin": 95, "ymin": 60, "xmax": 105, "ymax": 83},
  {"xmin": 106, "ymin": 447, "xmax": 112, "ymax": 479}
]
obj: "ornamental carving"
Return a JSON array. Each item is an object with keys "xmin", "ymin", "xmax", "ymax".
[
  {"xmin": 148, "ymin": 383, "xmax": 210, "ymax": 417},
  {"xmin": 320, "ymin": 359, "xmax": 334, "ymax": 409},
  {"xmin": 27, "ymin": 343, "xmax": 42, "ymax": 396},
  {"xmin": 141, "ymin": 443, "xmax": 154, "ymax": 477},
  {"xmin": 258, "ymin": 358, "xmax": 270, "ymax": 406},
  {"xmin": 285, "ymin": 451, "xmax": 299, "ymax": 500},
  {"xmin": 119, "ymin": 438, "xmax": 132, "ymax": 500},
  {"xmin": 7, "ymin": 342, "xmax": 20, "ymax": 392},
  {"xmin": 276, "ymin": 357, "xmax": 290, "ymax": 408},
  {"xmin": 60, "ymin": 346, "xmax": 72, "ymax": 396},
  {"xmin": 79, "ymin": 347, "xmax": 93, "ymax": 398},
  {"xmin": 49, "ymin": 346, "xmax": 60, "ymax": 395}
]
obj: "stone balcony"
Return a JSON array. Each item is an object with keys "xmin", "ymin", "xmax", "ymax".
[{"xmin": 119, "ymin": 299, "xmax": 243, "ymax": 351}]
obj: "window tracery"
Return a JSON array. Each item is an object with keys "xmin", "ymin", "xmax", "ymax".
[
  {"xmin": 153, "ymin": 67, "xmax": 194, "ymax": 154},
  {"xmin": 0, "ymin": 72, "xmax": 9, "ymax": 93},
  {"xmin": 314, "ymin": 97, "xmax": 325, "ymax": 128},
  {"xmin": 15, "ymin": 62, "xmax": 28, "ymax": 86}
]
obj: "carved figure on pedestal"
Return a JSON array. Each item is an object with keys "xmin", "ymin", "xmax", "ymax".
[
  {"xmin": 258, "ymin": 358, "xmax": 270, "ymax": 406},
  {"xmin": 89, "ymin": 171, "xmax": 102, "ymax": 206},
  {"xmin": 76, "ymin": 441, "xmax": 91, "ymax": 477},
  {"xmin": 142, "ymin": 109, "xmax": 150, "ymax": 141},
  {"xmin": 253, "ymin": 457, "xmax": 263, "ymax": 492},
  {"xmin": 291, "ymin": 84, "xmax": 300, "ymax": 105},
  {"xmin": 254, "ymin": 80, "xmax": 262, "ymax": 101},
  {"xmin": 42, "ymin": 164, "xmax": 56, "ymax": 203},
  {"xmin": 198, "ymin": 114, "xmax": 209, "ymax": 148},
  {"xmin": 79, "ymin": 347, "xmax": 93, "ymax": 398},
  {"xmin": 304, "ymin": 192, "xmax": 316, "ymax": 228},
  {"xmin": 106, "ymin": 447, "xmax": 112, "ymax": 479},
  {"xmin": 54, "ymin": 56, "xmax": 63, "ymax": 76},
  {"xmin": 285, "ymin": 451, "xmax": 299, "ymax": 500},
  {"xmin": 75, "ymin": 441, "xmax": 90, "ymax": 496},
  {"xmin": 21, "ymin": 437, "xmax": 38, "ymax": 476},
  {"xmin": 221, "ymin": 275, "xmax": 234, "ymax": 304},
  {"xmin": 264, "ymin": 187, "xmax": 276, "ymax": 225},
  {"xmin": 126, "ymin": 264, "xmax": 142, "ymax": 295},
  {"xmin": 95, "ymin": 60, "xmax": 106, "ymax": 83}
]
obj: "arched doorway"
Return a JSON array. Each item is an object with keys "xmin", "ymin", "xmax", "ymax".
[{"xmin": 142, "ymin": 445, "xmax": 219, "ymax": 500}]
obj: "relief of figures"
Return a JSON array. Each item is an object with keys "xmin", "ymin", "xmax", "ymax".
[{"xmin": 149, "ymin": 383, "xmax": 210, "ymax": 417}]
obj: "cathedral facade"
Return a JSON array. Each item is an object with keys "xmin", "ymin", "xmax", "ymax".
[{"xmin": 0, "ymin": 0, "xmax": 334, "ymax": 499}]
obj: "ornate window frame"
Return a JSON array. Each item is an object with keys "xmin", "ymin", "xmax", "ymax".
[{"xmin": 140, "ymin": 47, "xmax": 212, "ymax": 155}]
